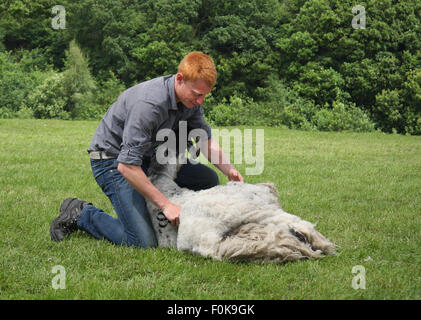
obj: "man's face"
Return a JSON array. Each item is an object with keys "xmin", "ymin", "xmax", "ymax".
[{"xmin": 175, "ymin": 74, "xmax": 212, "ymax": 109}]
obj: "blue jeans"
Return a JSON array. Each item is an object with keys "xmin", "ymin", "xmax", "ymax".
[{"xmin": 77, "ymin": 158, "xmax": 219, "ymax": 248}]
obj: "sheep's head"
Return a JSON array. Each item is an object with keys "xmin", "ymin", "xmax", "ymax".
[
  {"xmin": 148, "ymin": 150, "xmax": 181, "ymax": 182},
  {"xmin": 289, "ymin": 221, "xmax": 336, "ymax": 255},
  {"xmin": 149, "ymin": 135, "xmax": 201, "ymax": 182}
]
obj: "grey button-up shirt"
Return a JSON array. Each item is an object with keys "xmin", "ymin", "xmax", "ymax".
[{"xmin": 88, "ymin": 74, "xmax": 212, "ymax": 166}]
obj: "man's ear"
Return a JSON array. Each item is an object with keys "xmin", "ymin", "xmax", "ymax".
[{"xmin": 175, "ymin": 72, "xmax": 184, "ymax": 83}]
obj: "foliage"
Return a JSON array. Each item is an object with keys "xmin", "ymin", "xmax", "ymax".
[
  {"xmin": 0, "ymin": 0, "xmax": 420, "ymax": 133},
  {"xmin": 272, "ymin": 0, "xmax": 421, "ymax": 134},
  {"xmin": 20, "ymin": 40, "xmax": 102, "ymax": 120},
  {"xmin": 312, "ymin": 101, "xmax": 375, "ymax": 132},
  {"xmin": 0, "ymin": 50, "xmax": 47, "ymax": 117},
  {"xmin": 254, "ymin": 76, "xmax": 317, "ymax": 129},
  {"xmin": 205, "ymin": 96, "xmax": 258, "ymax": 127},
  {"xmin": 61, "ymin": 40, "xmax": 97, "ymax": 119},
  {"xmin": 16, "ymin": 41, "xmax": 123, "ymax": 120},
  {"xmin": 206, "ymin": 78, "xmax": 375, "ymax": 132},
  {"xmin": 0, "ymin": 0, "xmax": 68, "ymax": 67},
  {"xmin": 96, "ymin": 71, "xmax": 126, "ymax": 114},
  {"xmin": 27, "ymin": 72, "xmax": 69, "ymax": 119}
]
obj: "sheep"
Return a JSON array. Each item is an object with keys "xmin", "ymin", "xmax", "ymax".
[{"xmin": 146, "ymin": 155, "xmax": 335, "ymax": 263}]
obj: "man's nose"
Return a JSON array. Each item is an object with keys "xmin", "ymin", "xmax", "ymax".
[{"xmin": 196, "ymin": 96, "xmax": 205, "ymax": 105}]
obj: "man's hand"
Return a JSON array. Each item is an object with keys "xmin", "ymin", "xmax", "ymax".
[
  {"xmin": 117, "ymin": 162, "xmax": 182, "ymax": 226},
  {"xmin": 202, "ymin": 138, "xmax": 245, "ymax": 183},
  {"xmin": 228, "ymin": 168, "xmax": 244, "ymax": 182},
  {"xmin": 162, "ymin": 202, "xmax": 181, "ymax": 226}
]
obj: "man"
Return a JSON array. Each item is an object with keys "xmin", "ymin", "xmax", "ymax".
[{"xmin": 50, "ymin": 51, "xmax": 244, "ymax": 248}]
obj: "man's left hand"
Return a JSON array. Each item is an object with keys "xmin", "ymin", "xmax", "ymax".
[{"xmin": 228, "ymin": 168, "xmax": 244, "ymax": 182}]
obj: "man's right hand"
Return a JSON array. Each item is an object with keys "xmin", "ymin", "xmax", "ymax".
[
  {"xmin": 162, "ymin": 202, "xmax": 181, "ymax": 226},
  {"xmin": 117, "ymin": 162, "xmax": 182, "ymax": 226}
]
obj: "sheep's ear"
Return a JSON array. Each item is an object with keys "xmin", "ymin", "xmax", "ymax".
[
  {"xmin": 186, "ymin": 135, "xmax": 201, "ymax": 160},
  {"xmin": 174, "ymin": 136, "xmax": 201, "ymax": 177}
]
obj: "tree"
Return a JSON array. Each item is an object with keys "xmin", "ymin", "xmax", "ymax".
[{"xmin": 61, "ymin": 39, "xmax": 97, "ymax": 119}]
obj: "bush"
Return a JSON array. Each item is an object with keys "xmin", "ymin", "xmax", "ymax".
[
  {"xmin": 278, "ymin": 101, "xmax": 317, "ymax": 131},
  {"xmin": 205, "ymin": 77, "xmax": 375, "ymax": 133},
  {"xmin": 312, "ymin": 101, "xmax": 375, "ymax": 132},
  {"xmin": 374, "ymin": 89, "xmax": 403, "ymax": 133},
  {"xmin": 96, "ymin": 71, "xmax": 126, "ymax": 113},
  {"xmin": 293, "ymin": 62, "xmax": 350, "ymax": 106},
  {"xmin": 255, "ymin": 77, "xmax": 317, "ymax": 128},
  {"xmin": 373, "ymin": 67, "xmax": 421, "ymax": 135},
  {"xmin": 401, "ymin": 68, "xmax": 421, "ymax": 135},
  {"xmin": 0, "ymin": 108, "xmax": 14, "ymax": 119},
  {"xmin": 27, "ymin": 72, "xmax": 70, "ymax": 119},
  {"xmin": 14, "ymin": 106, "xmax": 34, "ymax": 119},
  {"xmin": 0, "ymin": 51, "xmax": 47, "ymax": 114},
  {"xmin": 0, "ymin": 43, "xmax": 125, "ymax": 121},
  {"xmin": 205, "ymin": 96, "xmax": 256, "ymax": 126},
  {"xmin": 75, "ymin": 71, "xmax": 126, "ymax": 120}
]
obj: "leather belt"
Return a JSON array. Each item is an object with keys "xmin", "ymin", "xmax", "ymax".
[{"xmin": 89, "ymin": 151, "xmax": 117, "ymax": 160}]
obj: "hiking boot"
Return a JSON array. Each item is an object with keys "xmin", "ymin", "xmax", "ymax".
[{"xmin": 50, "ymin": 198, "xmax": 91, "ymax": 242}]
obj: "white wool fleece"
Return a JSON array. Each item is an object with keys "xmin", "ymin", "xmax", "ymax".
[{"xmin": 146, "ymin": 157, "xmax": 335, "ymax": 263}]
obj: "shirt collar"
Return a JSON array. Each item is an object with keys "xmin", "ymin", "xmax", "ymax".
[{"xmin": 166, "ymin": 74, "xmax": 178, "ymax": 110}]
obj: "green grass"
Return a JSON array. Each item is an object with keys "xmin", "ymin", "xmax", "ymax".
[{"xmin": 1, "ymin": 119, "xmax": 420, "ymax": 299}]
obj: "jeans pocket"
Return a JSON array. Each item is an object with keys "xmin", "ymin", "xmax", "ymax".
[
  {"xmin": 90, "ymin": 159, "xmax": 102, "ymax": 170},
  {"xmin": 91, "ymin": 158, "xmax": 116, "ymax": 188},
  {"xmin": 110, "ymin": 159, "xmax": 119, "ymax": 171}
]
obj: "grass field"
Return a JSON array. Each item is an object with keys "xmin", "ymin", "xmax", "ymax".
[{"xmin": 1, "ymin": 119, "xmax": 420, "ymax": 299}]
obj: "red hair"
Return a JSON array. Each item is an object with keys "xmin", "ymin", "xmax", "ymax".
[{"xmin": 177, "ymin": 52, "xmax": 217, "ymax": 88}]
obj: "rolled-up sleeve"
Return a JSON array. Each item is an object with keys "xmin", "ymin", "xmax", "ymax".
[{"xmin": 117, "ymin": 101, "xmax": 159, "ymax": 166}]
